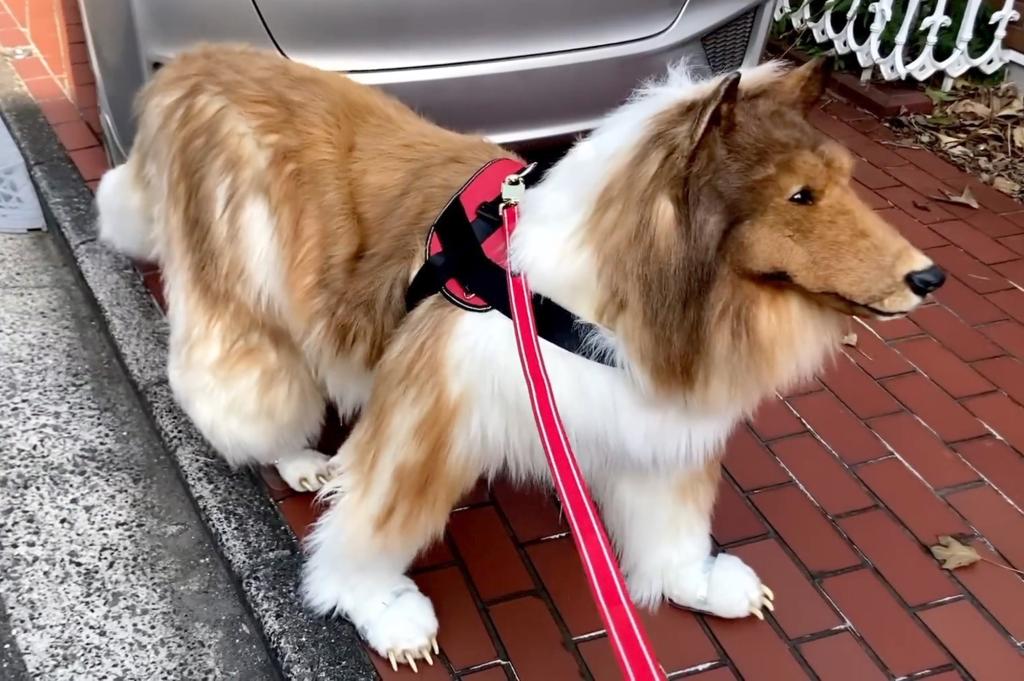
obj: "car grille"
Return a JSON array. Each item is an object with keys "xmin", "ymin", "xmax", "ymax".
[{"xmin": 702, "ymin": 9, "xmax": 757, "ymax": 75}]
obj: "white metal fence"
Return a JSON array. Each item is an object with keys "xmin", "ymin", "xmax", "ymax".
[{"xmin": 773, "ymin": 0, "xmax": 1024, "ymax": 89}]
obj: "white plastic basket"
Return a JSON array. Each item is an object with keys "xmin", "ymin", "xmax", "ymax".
[{"xmin": 0, "ymin": 119, "xmax": 44, "ymax": 233}]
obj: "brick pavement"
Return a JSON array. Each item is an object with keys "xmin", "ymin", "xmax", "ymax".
[{"xmin": 4, "ymin": 5, "xmax": 1024, "ymax": 677}]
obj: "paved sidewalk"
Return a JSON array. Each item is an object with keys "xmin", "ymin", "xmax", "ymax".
[{"xmin": 0, "ymin": 230, "xmax": 279, "ymax": 680}]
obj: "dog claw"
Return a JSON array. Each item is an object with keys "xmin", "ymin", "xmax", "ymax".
[
  {"xmin": 431, "ymin": 637, "xmax": 439, "ymax": 655},
  {"xmin": 762, "ymin": 584, "xmax": 775, "ymax": 601},
  {"xmin": 299, "ymin": 478, "xmax": 313, "ymax": 492},
  {"xmin": 422, "ymin": 648, "xmax": 434, "ymax": 666},
  {"xmin": 405, "ymin": 653, "xmax": 418, "ymax": 673},
  {"xmin": 316, "ymin": 474, "xmax": 328, "ymax": 485},
  {"xmin": 388, "ymin": 651, "xmax": 398, "ymax": 672},
  {"xmin": 750, "ymin": 607, "xmax": 765, "ymax": 621},
  {"xmin": 763, "ymin": 597, "xmax": 775, "ymax": 612}
]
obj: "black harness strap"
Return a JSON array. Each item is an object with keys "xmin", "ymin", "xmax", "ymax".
[{"xmin": 406, "ymin": 172, "xmax": 613, "ymax": 367}]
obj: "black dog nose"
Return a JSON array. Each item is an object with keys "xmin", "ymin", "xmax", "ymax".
[{"xmin": 905, "ymin": 265, "xmax": 946, "ymax": 297}]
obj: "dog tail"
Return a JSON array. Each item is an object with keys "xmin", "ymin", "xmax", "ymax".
[{"xmin": 96, "ymin": 162, "xmax": 160, "ymax": 261}]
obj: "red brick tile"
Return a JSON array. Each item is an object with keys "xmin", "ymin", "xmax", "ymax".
[
  {"xmin": 981, "ymin": 319, "xmax": 1024, "ymax": 358},
  {"xmin": 918, "ymin": 600, "xmax": 1024, "ymax": 681},
  {"xmin": 993, "ymin": 258, "xmax": 1024, "ymax": 287},
  {"xmin": 853, "ymin": 181, "xmax": 890, "ymax": 210},
  {"xmin": 0, "ymin": 27, "xmax": 28, "ymax": 46},
  {"xmin": 0, "ymin": 12, "xmax": 15, "ymax": 30},
  {"xmin": 868, "ymin": 413, "xmax": 978, "ymax": 489},
  {"xmin": 822, "ymin": 99, "xmax": 872, "ymax": 122},
  {"xmin": 142, "ymin": 270, "xmax": 165, "ymax": 311},
  {"xmin": 259, "ymin": 466, "xmax": 293, "ymax": 501},
  {"xmin": 24, "ymin": 75, "xmax": 65, "ymax": 101},
  {"xmin": 947, "ymin": 486, "xmax": 1024, "ymax": 570},
  {"xmin": 819, "ymin": 353, "xmax": 901, "ymax": 419},
  {"xmin": 877, "ymin": 186, "xmax": 953, "ymax": 224},
  {"xmin": 705, "ymin": 617, "xmax": 810, "ymax": 681},
  {"xmin": 927, "ymin": 246, "xmax": 1010, "ymax": 294},
  {"xmin": 822, "ymin": 570, "xmax": 950, "ymax": 676},
  {"xmin": 489, "ymin": 596, "xmax": 580, "ymax": 681},
  {"xmin": 748, "ymin": 396, "xmax": 804, "ymax": 441},
  {"xmin": 964, "ymin": 392, "xmax": 1024, "ymax": 453},
  {"xmin": 781, "ymin": 376, "xmax": 823, "ymax": 398},
  {"xmin": 276, "ymin": 494, "xmax": 320, "ymax": 540},
  {"xmin": 853, "ymin": 160, "xmax": 899, "ymax": 190},
  {"xmin": 371, "ymin": 649, "xmax": 452, "ymax": 681},
  {"xmin": 874, "ymin": 206, "xmax": 946, "ymax": 249},
  {"xmin": 934, "ymin": 276, "xmax": 1008, "ymax": 325},
  {"xmin": 490, "ymin": 480, "xmax": 563, "ymax": 542},
  {"xmin": 74, "ymin": 82, "xmax": 97, "ymax": 108},
  {"xmin": 788, "ymin": 391, "xmax": 888, "ymax": 464},
  {"xmin": 1006, "ymin": 210, "xmax": 1024, "ymax": 229},
  {"xmin": 752, "ymin": 485, "xmax": 861, "ymax": 573},
  {"xmin": 411, "ymin": 538, "xmax": 453, "ymax": 571},
  {"xmin": 1002, "ymin": 233, "xmax": 1024, "ymax": 255},
  {"xmin": 885, "ymin": 164, "xmax": 957, "ymax": 201},
  {"xmin": 895, "ymin": 146, "xmax": 964, "ymax": 181},
  {"xmin": 69, "ymin": 41, "xmax": 88, "ymax": 64},
  {"xmin": 894, "ymin": 337, "xmax": 994, "ymax": 398},
  {"xmin": 576, "ymin": 611, "xmax": 719, "ymax": 677},
  {"xmin": 770, "ymin": 435, "xmax": 874, "ymax": 515},
  {"xmin": 988, "ymin": 288, "xmax": 1024, "ymax": 324},
  {"xmin": 839, "ymin": 509, "xmax": 960, "ymax": 607},
  {"xmin": 12, "ymin": 56, "xmax": 47, "ymax": 79},
  {"xmin": 710, "ymin": 477, "xmax": 768, "ymax": 545},
  {"xmin": 458, "ymin": 667, "xmax": 507, "ymax": 681},
  {"xmin": 954, "ymin": 438, "xmax": 1024, "ymax": 509},
  {"xmin": 69, "ymin": 146, "xmax": 108, "ymax": 181},
  {"xmin": 964, "ymin": 179, "xmax": 1022, "ymax": 215},
  {"xmin": 930, "ymin": 221, "xmax": 1017, "ymax": 264},
  {"xmin": 456, "ymin": 479, "xmax": 490, "ymax": 507},
  {"xmin": 38, "ymin": 97, "xmax": 80, "ymax": 125},
  {"xmin": 416, "ymin": 567, "xmax": 496, "ymax": 670},
  {"xmin": 71, "ymin": 60, "xmax": 95, "ymax": 85},
  {"xmin": 862, "ymin": 314, "xmax": 922, "ymax": 340},
  {"xmin": 53, "ymin": 119, "xmax": 98, "ymax": 151},
  {"xmin": 527, "ymin": 537, "xmax": 599, "ymax": 636},
  {"xmin": 448, "ymin": 507, "xmax": 533, "ymax": 602},
  {"xmin": 809, "ymin": 108, "xmax": 859, "ymax": 138},
  {"xmin": 799, "ymin": 632, "xmax": 888, "ymax": 681},
  {"xmin": 65, "ymin": 21, "xmax": 84, "ymax": 42},
  {"xmin": 639, "ymin": 606, "xmax": 718, "ymax": 673},
  {"xmin": 688, "ymin": 668, "xmax": 738, "ymax": 681},
  {"xmin": 722, "ymin": 425, "xmax": 789, "ymax": 492},
  {"xmin": 974, "ymin": 356, "xmax": 1024, "ymax": 406},
  {"xmin": 731, "ymin": 538, "xmax": 841, "ymax": 638},
  {"xmin": 948, "ymin": 540, "xmax": 1024, "ymax": 642},
  {"xmin": 81, "ymin": 106, "xmax": 101, "ymax": 136},
  {"xmin": 909, "ymin": 305, "xmax": 1003, "ymax": 361},
  {"xmin": 963, "ymin": 209, "xmax": 1023, "ymax": 238},
  {"xmin": 882, "ymin": 373, "xmax": 988, "ymax": 442},
  {"xmin": 844, "ymin": 132, "xmax": 908, "ymax": 167},
  {"xmin": 857, "ymin": 458, "xmax": 971, "ymax": 543},
  {"xmin": 844, "ymin": 328, "xmax": 913, "ymax": 378}
]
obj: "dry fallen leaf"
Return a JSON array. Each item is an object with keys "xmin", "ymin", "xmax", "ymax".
[
  {"xmin": 930, "ymin": 536, "xmax": 981, "ymax": 570},
  {"xmin": 1014, "ymin": 127, "xmax": 1024, "ymax": 150},
  {"xmin": 935, "ymin": 186, "xmax": 980, "ymax": 209},
  {"xmin": 993, "ymin": 176, "xmax": 1022, "ymax": 196},
  {"xmin": 841, "ymin": 333, "xmax": 858, "ymax": 347},
  {"xmin": 949, "ymin": 99, "xmax": 991, "ymax": 118}
]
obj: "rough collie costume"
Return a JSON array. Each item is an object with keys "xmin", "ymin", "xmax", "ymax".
[{"xmin": 97, "ymin": 45, "xmax": 943, "ymax": 669}]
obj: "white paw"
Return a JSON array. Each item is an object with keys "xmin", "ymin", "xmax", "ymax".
[
  {"xmin": 666, "ymin": 553, "xmax": 774, "ymax": 620},
  {"xmin": 361, "ymin": 588, "xmax": 439, "ymax": 672},
  {"xmin": 275, "ymin": 449, "xmax": 331, "ymax": 493}
]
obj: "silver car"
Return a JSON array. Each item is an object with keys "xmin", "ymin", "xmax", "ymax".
[{"xmin": 80, "ymin": 1, "xmax": 773, "ymax": 164}]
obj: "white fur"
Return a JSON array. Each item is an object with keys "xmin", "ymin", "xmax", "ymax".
[{"xmin": 96, "ymin": 164, "xmax": 158, "ymax": 261}]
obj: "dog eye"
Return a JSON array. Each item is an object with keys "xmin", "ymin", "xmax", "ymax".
[{"xmin": 789, "ymin": 187, "xmax": 814, "ymax": 205}]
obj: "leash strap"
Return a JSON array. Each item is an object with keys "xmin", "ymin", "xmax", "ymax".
[{"xmin": 501, "ymin": 187, "xmax": 666, "ymax": 681}]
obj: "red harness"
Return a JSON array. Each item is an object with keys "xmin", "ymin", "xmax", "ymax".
[{"xmin": 409, "ymin": 162, "xmax": 665, "ymax": 680}]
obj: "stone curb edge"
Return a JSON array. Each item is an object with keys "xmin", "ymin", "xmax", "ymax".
[{"xmin": 0, "ymin": 58, "xmax": 377, "ymax": 681}]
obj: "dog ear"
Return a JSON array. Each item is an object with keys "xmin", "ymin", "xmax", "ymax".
[
  {"xmin": 689, "ymin": 71, "xmax": 741, "ymax": 159},
  {"xmin": 782, "ymin": 57, "xmax": 833, "ymax": 114}
]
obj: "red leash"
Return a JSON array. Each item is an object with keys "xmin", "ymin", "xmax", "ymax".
[{"xmin": 500, "ymin": 173, "xmax": 666, "ymax": 681}]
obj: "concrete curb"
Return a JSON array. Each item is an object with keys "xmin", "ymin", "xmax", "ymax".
[{"xmin": 0, "ymin": 59, "xmax": 377, "ymax": 681}]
